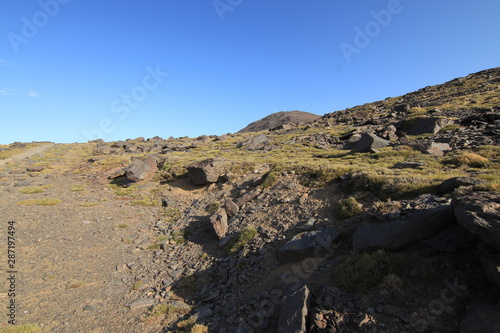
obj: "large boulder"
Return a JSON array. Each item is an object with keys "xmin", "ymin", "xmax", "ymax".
[
  {"xmin": 279, "ymin": 229, "xmax": 340, "ymax": 263},
  {"xmin": 277, "ymin": 285, "xmax": 310, "ymax": 333},
  {"xmin": 125, "ymin": 156, "xmax": 159, "ymax": 182},
  {"xmin": 353, "ymin": 133, "xmax": 389, "ymax": 153},
  {"xmin": 452, "ymin": 192, "xmax": 500, "ymax": 251},
  {"xmin": 438, "ymin": 177, "xmax": 484, "ymax": 195},
  {"xmin": 186, "ymin": 158, "xmax": 226, "ymax": 185},
  {"xmin": 406, "ymin": 117, "xmax": 454, "ymax": 135},
  {"xmin": 238, "ymin": 133, "xmax": 273, "ymax": 151},
  {"xmin": 353, "ymin": 205, "xmax": 454, "ymax": 252}
]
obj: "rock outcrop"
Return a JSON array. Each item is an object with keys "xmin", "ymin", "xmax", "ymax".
[{"xmin": 353, "ymin": 205, "xmax": 454, "ymax": 252}]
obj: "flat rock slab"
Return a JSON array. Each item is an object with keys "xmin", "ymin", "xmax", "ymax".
[
  {"xmin": 452, "ymin": 192, "xmax": 500, "ymax": 251},
  {"xmin": 353, "ymin": 205, "xmax": 454, "ymax": 252},
  {"xmin": 277, "ymin": 285, "xmax": 310, "ymax": 333},
  {"xmin": 460, "ymin": 304, "xmax": 500, "ymax": 333},
  {"xmin": 127, "ymin": 298, "xmax": 154, "ymax": 310},
  {"xmin": 279, "ymin": 229, "xmax": 339, "ymax": 263}
]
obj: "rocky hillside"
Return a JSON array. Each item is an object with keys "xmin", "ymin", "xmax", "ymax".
[
  {"xmin": 0, "ymin": 67, "xmax": 499, "ymax": 333},
  {"xmin": 238, "ymin": 111, "xmax": 321, "ymax": 133}
]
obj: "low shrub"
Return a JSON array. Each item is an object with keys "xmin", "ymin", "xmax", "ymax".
[
  {"xmin": 333, "ymin": 250, "xmax": 408, "ymax": 293},
  {"xmin": 334, "ymin": 197, "xmax": 363, "ymax": 220}
]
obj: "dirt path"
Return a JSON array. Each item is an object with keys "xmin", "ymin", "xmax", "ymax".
[
  {"xmin": 0, "ymin": 144, "xmax": 164, "ymax": 332},
  {"xmin": 0, "ymin": 143, "xmax": 54, "ymax": 167}
]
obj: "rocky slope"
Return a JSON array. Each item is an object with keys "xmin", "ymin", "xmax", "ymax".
[
  {"xmin": 0, "ymin": 67, "xmax": 499, "ymax": 333},
  {"xmin": 238, "ymin": 111, "xmax": 321, "ymax": 133}
]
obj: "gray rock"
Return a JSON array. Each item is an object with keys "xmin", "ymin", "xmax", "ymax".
[
  {"xmin": 452, "ymin": 193, "xmax": 500, "ymax": 251},
  {"xmin": 277, "ymin": 285, "xmax": 310, "ymax": 333},
  {"xmin": 235, "ymin": 189, "xmax": 261, "ymax": 207},
  {"xmin": 460, "ymin": 304, "xmax": 500, "ymax": 333},
  {"xmin": 127, "ymin": 298, "xmax": 154, "ymax": 310},
  {"xmin": 125, "ymin": 156, "xmax": 159, "ymax": 182},
  {"xmin": 424, "ymin": 142, "xmax": 452, "ymax": 156},
  {"xmin": 480, "ymin": 254, "xmax": 500, "ymax": 288},
  {"xmin": 186, "ymin": 158, "xmax": 226, "ymax": 185},
  {"xmin": 210, "ymin": 208, "xmax": 228, "ymax": 239},
  {"xmin": 353, "ymin": 205, "xmax": 454, "ymax": 252},
  {"xmin": 224, "ymin": 199, "xmax": 239, "ymax": 217},
  {"xmin": 279, "ymin": 229, "xmax": 340, "ymax": 263},
  {"xmin": 239, "ymin": 134, "xmax": 273, "ymax": 151},
  {"xmin": 393, "ymin": 161, "xmax": 425, "ymax": 169},
  {"xmin": 26, "ymin": 166, "xmax": 44, "ymax": 172},
  {"xmin": 406, "ymin": 117, "xmax": 454, "ymax": 135},
  {"xmin": 353, "ymin": 133, "xmax": 390, "ymax": 153},
  {"xmin": 438, "ymin": 177, "xmax": 484, "ymax": 195},
  {"xmin": 393, "ymin": 104, "xmax": 410, "ymax": 112}
]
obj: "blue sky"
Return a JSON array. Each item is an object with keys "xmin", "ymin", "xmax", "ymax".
[{"xmin": 1, "ymin": 0, "xmax": 499, "ymax": 144}]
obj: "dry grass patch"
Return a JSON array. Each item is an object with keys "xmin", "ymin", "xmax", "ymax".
[
  {"xmin": 16, "ymin": 198, "xmax": 62, "ymax": 206},
  {"xmin": 0, "ymin": 324, "xmax": 41, "ymax": 333}
]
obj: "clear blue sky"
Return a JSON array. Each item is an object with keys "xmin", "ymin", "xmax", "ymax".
[{"xmin": 1, "ymin": 0, "xmax": 499, "ymax": 144}]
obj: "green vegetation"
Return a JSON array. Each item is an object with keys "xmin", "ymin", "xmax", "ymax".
[
  {"xmin": 334, "ymin": 197, "xmax": 363, "ymax": 220},
  {"xmin": 16, "ymin": 198, "xmax": 62, "ymax": 206},
  {"xmin": 113, "ymin": 224, "xmax": 128, "ymax": 229},
  {"xmin": 19, "ymin": 187, "xmax": 44, "ymax": 194},
  {"xmin": 443, "ymin": 152, "xmax": 490, "ymax": 168},
  {"xmin": 333, "ymin": 250, "xmax": 409, "ymax": 293},
  {"xmin": 171, "ymin": 229, "xmax": 190, "ymax": 244},
  {"xmin": 131, "ymin": 196, "xmax": 157, "ymax": 206},
  {"xmin": 0, "ymin": 324, "xmax": 41, "ymax": 333},
  {"xmin": 80, "ymin": 202, "xmax": 100, "ymax": 207},
  {"xmin": 260, "ymin": 171, "xmax": 278, "ymax": 189},
  {"xmin": 205, "ymin": 201, "xmax": 221, "ymax": 214},
  {"xmin": 439, "ymin": 124, "xmax": 460, "ymax": 132},
  {"xmin": 70, "ymin": 184, "xmax": 86, "ymax": 192},
  {"xmin": 225, "ymin": 227, "xmax": 258, "ymax": 255},
  {"xmin": 163, "ymin": 207, "xmax": 181, "ymax": 223}
]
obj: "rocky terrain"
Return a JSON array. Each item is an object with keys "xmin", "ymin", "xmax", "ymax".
[
  {"xmin": 238, "ymin": 111, "xmax": 321, "ymax": 133},
  {"xmin": 0, "ymin": 67, "xmax": 499, "ymax": 333}
]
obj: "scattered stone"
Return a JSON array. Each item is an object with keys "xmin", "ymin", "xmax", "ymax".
[
  {"xmin": 279, "ymin": 229, "xmax": 340, "ymax": 263},
  {"xmin": 460, "ymin": 304, "xmax": 500, "ymax": 333},
  {"xmin": 210, "ymin": 208, "xmax": 228, "ymax": 239},
  {"xmin": 452, "ymin": 192, "xmax": 500, "ymax": 251},
  {"xmin": 186, "ymin": 158, "xmax": 226, "ymax": 185},
  {"xmin": 277, "ymin": 285, "xmax": 310, "ymax": 333},
  {"xmin": 353, "ymin": 205, "xmax": 454, "ymax": 252},
  {"xmin": 353, "ymin": 133, "xmax": 390, "ymax": 153}
]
